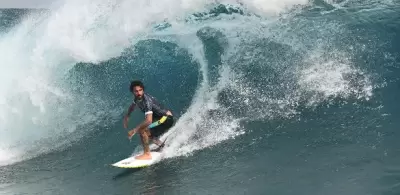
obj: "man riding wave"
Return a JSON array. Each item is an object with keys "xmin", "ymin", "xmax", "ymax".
[{"xmin": 123, "ymin": 80, "xmax": 174, "ymax": 160}]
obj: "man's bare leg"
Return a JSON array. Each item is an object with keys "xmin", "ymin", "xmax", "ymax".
[{"xmin": 135, "ymin": 127, "xmax": 152, "ymax": 160}]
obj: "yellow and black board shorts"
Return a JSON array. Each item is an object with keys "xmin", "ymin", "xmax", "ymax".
[{"xmin": 149, "ymin": 115, "xmax": 174, "ymax": 139}]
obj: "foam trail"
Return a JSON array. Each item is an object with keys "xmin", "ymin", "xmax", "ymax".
[{"xmin": 161, "ymin": 36, "xmax": 243, "ymax": 158}]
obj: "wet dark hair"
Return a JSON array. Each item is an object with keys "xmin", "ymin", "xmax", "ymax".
[{"xmin": 129, "ymin": 80, "xmax": 145, "ymax": 92}]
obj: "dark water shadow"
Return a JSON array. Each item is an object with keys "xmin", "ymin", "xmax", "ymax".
[{"xmin": 112, "ymin": 167, "xmax": 144, "ymax": 181}]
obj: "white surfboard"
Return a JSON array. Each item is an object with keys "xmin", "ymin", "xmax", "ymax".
[{"xmin": 112, "ymin": 151, "xmax": 163, "ymax": 168}]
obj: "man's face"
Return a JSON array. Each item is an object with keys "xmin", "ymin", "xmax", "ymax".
[{"xmin": 133, "ymin": 86, "xmax": 144, "ymax": 99}]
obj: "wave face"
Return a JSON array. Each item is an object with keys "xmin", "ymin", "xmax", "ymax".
[{"xmin": 0, "ymin": 0, "xmax": 398, "ymax": 173}]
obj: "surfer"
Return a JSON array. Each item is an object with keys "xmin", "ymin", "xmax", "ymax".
[{"xmin": 123, "ymin": 80, "xmax": 174, "ymax": 160}]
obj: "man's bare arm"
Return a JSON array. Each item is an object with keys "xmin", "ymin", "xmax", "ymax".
[
  {"xmin": 124, "ymin": 103, "xmax": 135, "ymax": 129},
  {"xmin": 135, "ymin": 114, "xmax": 153, "ymax": 130},
  {"xmin": 128, "ymin": 114, "xmax": 153, "ymax": 139}
]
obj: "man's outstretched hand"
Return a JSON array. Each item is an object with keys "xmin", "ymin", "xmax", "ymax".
[{"xmin": 128, "ymin": 128, "xmax": 137, "ymax": 140}]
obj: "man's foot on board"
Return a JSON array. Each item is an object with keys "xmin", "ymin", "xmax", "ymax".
[{"xmin": 135, "ymin": 153, "xmax": 152, "ymax": 160}]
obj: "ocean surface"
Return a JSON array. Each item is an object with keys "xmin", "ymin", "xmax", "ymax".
[{"xmin": 0, "ymin": 0, "xmax": 399, "ymax": 194}]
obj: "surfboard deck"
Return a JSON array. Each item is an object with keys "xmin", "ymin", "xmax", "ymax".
[{"xmin": 111, "ymin": 151, "xmax": 162, "ymax": 168}]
